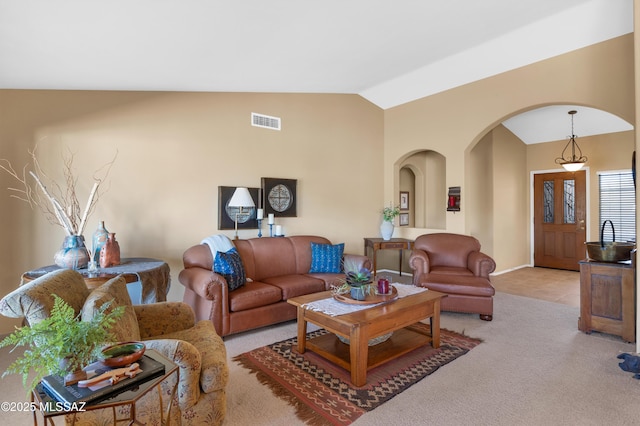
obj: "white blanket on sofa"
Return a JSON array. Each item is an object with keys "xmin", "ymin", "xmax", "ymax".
[{"xmin": 201, "ymin": 234, "xmax": 234, "ymax": 259}]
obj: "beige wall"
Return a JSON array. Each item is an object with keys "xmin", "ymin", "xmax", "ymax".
[
  {"xmin": 0, "ymin": 34, "xmax": 635, "ymax": 334},
  {"xmin": 0, "ymin": 91, "xmax": 384, "ymax": 333},
  {"xmin": 390, "ymin": 34, "xmax": 634, "ymax": 272},
  {"xmin": 468, "ymin": 130, "xmax": 494, "ymax": 255},
  {"xmin": 469, "ymin": 124, "xmax": 529, "ymax": 270}
]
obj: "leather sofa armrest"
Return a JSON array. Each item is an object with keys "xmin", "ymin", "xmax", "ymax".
[
  {"xmin": 468, "ymin": 251, "xmax": 496, "ymax": 278},
  {"xmin": 179, "ymin": 268, "xmax": 229, "ymax": 302},
  {"xmin": 134, "ymin": 302, "xmax": 196, "ymax": 338},
  {"xmin": 409, "ymin": 249, "xmax": 431, "ymax": 285},
  {"xmin": 343, "ymin": 253, "xmax": 372, "ymax": 271},
  {"xmin": 178, "ymin": 267, "xmax": 230, "ymax": 335}
]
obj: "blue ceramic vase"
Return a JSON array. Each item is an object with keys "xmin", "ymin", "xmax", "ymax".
[{"xmin": 54, "ymin": 235, "xmax": 89, "ymax": 270}]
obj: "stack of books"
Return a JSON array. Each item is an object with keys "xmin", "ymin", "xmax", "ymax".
[{"xmin": 41, "ymin": 354, "xmax": 166, "ymax": 405}]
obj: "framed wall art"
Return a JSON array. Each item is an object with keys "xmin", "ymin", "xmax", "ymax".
[
  {"xmin": 400, "ymin": 191, "xmax": 409, "ymax": 210},
  {"xmin": 399, "ymin": 213, "xmax": 409, "ymax": 226},
  {"xmin": 218, "ymin": 186, "xmax": 260, "ymax": 230},
  {"xmin": 261, "ymin": 178, "xmax": 297, "ymax": 217},
  {"xmin": 447, "ymin": 186, "xmax": 461, "ymax": 212}
]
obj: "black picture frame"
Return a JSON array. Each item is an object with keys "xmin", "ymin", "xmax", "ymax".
[
  {"xmin": 399, "ymin": 213, "xmax": 409, "ymax": 226},
  {"xmin": 400, "ymin": 191, "xmax": 409, "ymax": 210},
  {"xmin": 261, "ymin": 178, "xmax": 297, "ymax": 217},
  {"xmin": 447, "ymin": 186, "xmax": 461, "ymax": 212},
  {"xmin": 218, "ymin": 186, "xmax": 260, "ymax": 230}
]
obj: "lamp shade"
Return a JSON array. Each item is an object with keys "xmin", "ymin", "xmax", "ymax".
[
  {"xmin": 228, "ymin": 187, "xmax": 255, "ymax": 208},
  {"xmin": 561, "ymin": 161, "xmax": 585, "ymax": 172}
]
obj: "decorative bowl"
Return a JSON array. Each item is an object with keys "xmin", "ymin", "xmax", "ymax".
[
  {"xmin": 101, "ymin": 341, "xmax": 146, "ymax": 367},
  {"xmin": 337, "ymin": 332, "xmax": 393, "ymax": 346},
  {"xmin": 585, "ymin": 241, "xmax": 635, "ymax": 263}
]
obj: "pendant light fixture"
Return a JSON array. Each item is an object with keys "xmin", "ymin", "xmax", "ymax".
[{"xmin": 555, "ymin": 110, "xmax": 587, "ymax": 171}]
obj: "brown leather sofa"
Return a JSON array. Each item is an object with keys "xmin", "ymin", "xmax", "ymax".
[
  {"xmin": 179, "ymin": 235, "xmax": 371, "ymax": 336},
  {"xmin": 409, "ymin": 233, "xmax": 496, "ymax": 321}
]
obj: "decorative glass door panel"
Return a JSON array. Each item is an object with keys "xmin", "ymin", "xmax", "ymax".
[
  {"xmin": 564, "ymin": 179, "xmax": 575, "ymax": 224},
  {"xmin": 543, "ymin": 180, "xmax": 554, "ymax": 223}
]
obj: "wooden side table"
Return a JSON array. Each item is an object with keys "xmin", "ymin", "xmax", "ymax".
[
  {"xmin": 22, "ymin": 257, "xmax": 170, "ymax": 304},
  {"xmin": 363, "ymin": 238, "xmax": 413, "ymax": 277},
  {"xmin": 31, "ymin": 349, "xmax": 179, "ymax": 425},
  {"xmin": 578, "ymin": 259, "xmax": 636, "ymax": 343}
]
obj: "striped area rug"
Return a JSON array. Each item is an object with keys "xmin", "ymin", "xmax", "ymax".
[{"xmin": 233, "ymin": 325, "xmax": 481, "ymax": 425}]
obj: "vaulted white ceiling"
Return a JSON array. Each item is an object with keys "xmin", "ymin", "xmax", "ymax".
[{"xmin": 0, "ymin": 0, "xmax": 634, "ymax": 142}]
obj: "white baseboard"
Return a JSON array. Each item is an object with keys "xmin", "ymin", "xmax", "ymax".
[
  {"xmin": 491, "ymin": 264, "xmax": 532, "ymax": 276},
  {"xmin": 377, "ymin": 268, "xmax": 413, "ymax": 277}
]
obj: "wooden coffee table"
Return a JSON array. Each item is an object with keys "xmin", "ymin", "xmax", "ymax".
[{"xmin": 287, "ymin": 288, "xmax": 446, "ymax": 386}]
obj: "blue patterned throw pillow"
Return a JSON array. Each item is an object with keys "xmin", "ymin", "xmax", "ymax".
[
  {"xmin": 309, "ymin": 242, "xmax": 345, "ymax": 273},
  {"xmin": 213, "ymin": 248, "xmax": 246, "ymax": 291}
]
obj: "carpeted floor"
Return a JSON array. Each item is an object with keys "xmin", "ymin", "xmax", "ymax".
[
  {"xmin": 222, "ymin": 291, "xmax": 640, "ymax": 426},
  {"xmin": 233, "ymin": 326, "xmax": 481, "ymax": 425},
  {"xmin": 2, "ymin": 287, "xmax": 640, "ymax": 425}
]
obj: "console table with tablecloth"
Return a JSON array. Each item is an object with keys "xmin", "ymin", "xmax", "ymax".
[{"xmin": 22, "ymin": 257, "xmax": 170, "ymax": 304}]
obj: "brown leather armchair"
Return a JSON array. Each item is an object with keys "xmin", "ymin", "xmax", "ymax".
[{"xmin": 409, "ymin": 233, "xmax": 496, "ymax": 321}]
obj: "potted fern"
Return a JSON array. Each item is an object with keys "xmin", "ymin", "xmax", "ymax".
[{"xmin": 0, "ymin": 294, "xmax": 124, "ymax": 393}]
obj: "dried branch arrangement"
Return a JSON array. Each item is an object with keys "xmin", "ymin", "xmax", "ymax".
[{"xmin": 0, "ymin": 146, "xmax": 117, "ymax": 236}]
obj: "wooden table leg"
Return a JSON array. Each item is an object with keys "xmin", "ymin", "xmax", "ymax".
[
  {"xmin": 431, "ymin": 300, "xmax": 441, "ymax": 348},
  {"xmin": 349, "ymin": 326, "xmax": 368, "ymax": 386},
  {"xmin": 296, "ymin": 308, "xmax": 307, "ymax": 353},
  {"xmin": 372, "ymin": 247, "xmax": 378, "ymax": 277}
]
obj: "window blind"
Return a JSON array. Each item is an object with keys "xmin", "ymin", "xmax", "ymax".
[{"xmin": 598, "ymin": 170, "xmax": 635, "ymax": 243}]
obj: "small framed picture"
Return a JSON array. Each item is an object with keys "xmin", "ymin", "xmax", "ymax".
[
  {"xmin": 399, "ymin": 213, "xmax": 409, "ymax": 226},
  {"xmin": 400, "ymin": 191, "xmax": 409, "ymax": 210}
]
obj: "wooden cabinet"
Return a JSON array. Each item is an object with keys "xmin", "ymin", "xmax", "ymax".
[{"xmin": 578, "ymin": 260, "xmax": 635, "ymax": 342}]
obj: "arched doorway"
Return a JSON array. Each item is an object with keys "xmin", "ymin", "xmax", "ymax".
[
  {"xmin": 397, "ymin": 150, "xmax": 446, "ymax": 229},
  {"xmin": 466, "ymin": 104, "xmax": 634, "ymax": 272}
]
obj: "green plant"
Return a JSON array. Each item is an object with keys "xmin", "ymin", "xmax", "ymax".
[
  {"xmin": 330, "ymin": 258, "xmax": 375, "ymax": 298},
  {"xmin": 345, "ymin": 268, "xmax": 372, "ymax": 286},
  {"xmin": 382, "ymin": 205, "xmax": 400, "ymax": 222},
  {"xmin": 0, "ymin": 294, "xmax": 124, "ymax": 393}
]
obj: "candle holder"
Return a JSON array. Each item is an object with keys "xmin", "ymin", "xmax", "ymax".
[
  {"xmin": 257, "ymin": 219, "xmax": 263, "ymax": 238},
  {"xmin": 269, "ymin": 224, "xmax": 274, "ymax": 237}
]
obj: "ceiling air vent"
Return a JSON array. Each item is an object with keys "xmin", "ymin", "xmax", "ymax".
[{"xmin": 251, "ymin": 112, "xmax": 281, "ymax": 131}]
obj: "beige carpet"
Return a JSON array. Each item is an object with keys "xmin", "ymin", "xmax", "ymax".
[
  {"xmin": 222, "ymin": 291, "xmax": 639, "ymax": 426},
  {"xmin": 2, "ymin": 291, "xmax": 640, "ymax": 425}
]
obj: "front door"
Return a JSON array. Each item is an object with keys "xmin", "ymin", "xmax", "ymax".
[{"xmin": 534, "ymin": 171, "xmax": 587, "ymax": 271}]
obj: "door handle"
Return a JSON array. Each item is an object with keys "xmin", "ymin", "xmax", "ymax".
[{"xmin": 577, "ymin": 219, "xmax": 585, "ymax": 231}]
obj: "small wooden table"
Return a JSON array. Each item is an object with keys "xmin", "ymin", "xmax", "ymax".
[
  {"xmin": 31, "ymin": 349, "xmax": 179, "ymax": 425},
  {"xmin": 288, "ymin": 288, "xmax": 446, "ymax": 386},
  {"xmin": 578, "ymin": 259, "xmax": 636, "ymax": 342},
  {"xmin": 363, "ymin": 238, "xmax": 413, "ymax": 277}
]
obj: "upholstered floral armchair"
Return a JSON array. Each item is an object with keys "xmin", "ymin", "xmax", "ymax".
[{"xmin": 0, "ymin": 269, "xmax": 228, "ymax": 425}]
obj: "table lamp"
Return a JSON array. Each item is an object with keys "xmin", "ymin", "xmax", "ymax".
[{"xmin": 228, "ymin": 187, "xmax": 255, "ymax": 239}]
